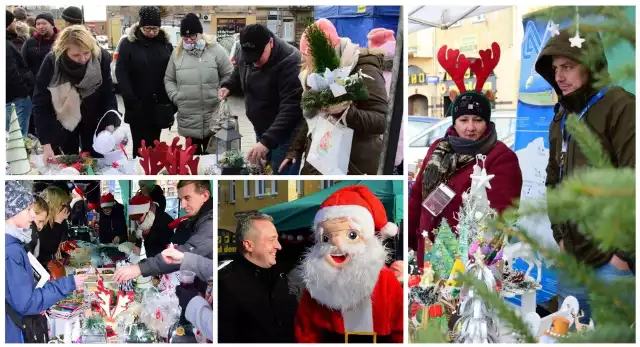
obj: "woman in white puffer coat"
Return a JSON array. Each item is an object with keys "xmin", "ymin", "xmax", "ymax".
[{"xmin": 164, "ymin": 13, "xmax": 233, "ymax": 154}]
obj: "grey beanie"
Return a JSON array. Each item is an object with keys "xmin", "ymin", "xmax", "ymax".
[{"xmin": 5, "ymin": 181, "xmax": 35, "ymax": 219}]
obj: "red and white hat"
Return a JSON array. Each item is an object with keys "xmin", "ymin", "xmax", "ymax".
[
  {"xmin": 128, "ymin": 195, "xmax": 151, "ymax": 215},
  {"xmin": 100, "ymin": 193, "xmax": 115, "ymax": 208},
  {"xmin": 313, "ymin": 185, "xmax": 398, "ymax": 239},
  {"xmin": 73, "ymin": 186, "xmax": 84, "ymax": 198}
]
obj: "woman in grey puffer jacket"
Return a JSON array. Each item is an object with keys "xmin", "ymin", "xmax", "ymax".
[{"xmin": 164, "ymin": 13, "xmax": 233, "ymax": 154}]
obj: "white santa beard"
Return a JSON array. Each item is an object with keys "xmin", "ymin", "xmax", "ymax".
[
  {"xmin": 136, "ymin": 210, "xmax": 156, "ymax": 238},
  {"xmin": 301, "ymin": 237, "xmax": 387, "ymax": 310}
]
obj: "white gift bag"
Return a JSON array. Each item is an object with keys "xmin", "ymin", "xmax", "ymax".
[{"xmin": 306, "ymin": 106, "xmax": 353, "ymax": 175}]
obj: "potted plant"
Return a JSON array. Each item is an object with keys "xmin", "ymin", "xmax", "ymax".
[{"xmin": 219, "ymin": 150, "xmax": 245, "ymax": 175}]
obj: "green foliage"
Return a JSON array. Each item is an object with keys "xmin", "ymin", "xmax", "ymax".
[
  {"xmin": 301, "ymin": 80, "xmax": 369, "ymax": 110},
  {"xmin": 431, "ymin": 221, "xmax": 458, "ymax": 280},
  {"xmin": 410, "ymin": 319, "xmax": 448, "ymax": 343},
  {"xmin": 83, "ymin": 316, "xmax": 105, "ymax": 333},
  {"xmin": 558, "ymin": 324, "xmax": 635, "ymax": 343},
  {"xmin": 219, "ymin": 150, "xmax": 245, "ymax": 168},
  {"xmin": 305, "ymin": 23, "xmax": 340, "ymax": 73}
]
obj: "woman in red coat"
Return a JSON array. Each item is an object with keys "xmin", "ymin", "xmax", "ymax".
[{"xmin": 408, "ymin": 90, "xmax": 523, "ymax": 269}]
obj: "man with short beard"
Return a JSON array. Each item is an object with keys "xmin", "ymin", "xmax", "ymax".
[
  {"xmin": 294, "ymin": 185, "xmax": 404, "ymax": 343},
  {"xmin": 127, "ymin": 194, "xmax": 174, "ymax": 258}
]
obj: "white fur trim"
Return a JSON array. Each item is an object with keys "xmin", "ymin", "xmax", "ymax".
[
  {"xmin": 314, "ymin": 205, "xmax": 375, "ymax": 239},
  {"xmin": 101, "ymin": 202, "xmax": 115, "ymax": 208},
  {"xmin": 128, "ymin": 202, "xmax": 150, "ymax": 215},
  {"xmin": 380, "ymin": 222, "xmax": 398, "ymax": 238}
]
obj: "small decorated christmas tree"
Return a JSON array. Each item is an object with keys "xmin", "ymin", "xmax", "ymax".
[
  {"xmin": 6, "ymin": 106, "xmax": 30, "ymax": 174},
  {"xmin": 430, "ymin": 221, "xmax": 458, "ymax": 281}
]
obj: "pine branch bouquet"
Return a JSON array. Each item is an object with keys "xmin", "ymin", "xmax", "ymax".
[{"xmin": 301, "ymin": 23, "xmax": 372, "ymax": 111}]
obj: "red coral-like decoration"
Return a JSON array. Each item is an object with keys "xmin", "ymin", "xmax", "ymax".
[{"xmin": 162, "ymin": 137, "xmax": 199, "ymax": 175}]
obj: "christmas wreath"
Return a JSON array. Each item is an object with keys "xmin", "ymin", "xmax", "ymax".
[{"xmin": 301, "ymin": 23, "xmax": 371, "ymax": 111}]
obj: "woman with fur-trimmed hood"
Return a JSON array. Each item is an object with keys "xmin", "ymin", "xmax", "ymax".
[
  {"xmin": 164, "ymin": 13, "xmax": 233, "ymax": 154},
  {"xmin": 115, "ymin": 6, "xmax": 175, "ymax": 157}
]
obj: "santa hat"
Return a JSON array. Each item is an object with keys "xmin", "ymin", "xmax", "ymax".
[
  {"xmin": 128, "ymin": 195, "xmax": 151, "ymax": 215},
  {"xmin": 73, "ymin": 186, "xmax": 84, "ymax": 199},
  {"xmin": 100, "ymin": 193, "xmax": 115, "ymax": 208},
  {"xmin": 313, "ymin": 185, "xmax": 398, "ymax": 239}
]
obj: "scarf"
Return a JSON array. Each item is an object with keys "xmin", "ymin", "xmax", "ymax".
[
  {"xmin": 422, "ymin": 122, "xmax": 498, "ymax": 198},
  {"xmin": 136, "ymin": 203, "xmax": 157, "ymax": 239},
  {"xmin": 6, "ymin": 222, "xmax": 32, "ymax": 244},
  {"xmin": 48, "ymin": 52, "xmax": 103, "ymax": 132},
  {"xmin": 184, "ymin": 39, "xmax": 206, "ymax": 57}
]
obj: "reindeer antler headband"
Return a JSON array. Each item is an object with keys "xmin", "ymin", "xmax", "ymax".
[{"xmin": 437, "ymin": 42, "xmax": 501, "ymax": 95}]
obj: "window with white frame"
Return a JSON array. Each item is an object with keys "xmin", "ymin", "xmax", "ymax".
[
  {"xmin": 244, "ymin": 181, "xmax": 250, "ymax": 199},
  {"xmin": 255, "ymin": 180, "xmax": 267, "ymax": 197},
  {"xmin": 471, "ymin": 14, "xmax": 486, "ymax": 24},
  {"xmin": 271, "ymin": 180, "xmax": 278, "ymax": 195},
  {"xmin": 320, "ymin": 180, "xmax": 334, "ymax": 190},
  {"xmin": 230, "ymin": 181, "xmax": 236, "ymax": 203}
]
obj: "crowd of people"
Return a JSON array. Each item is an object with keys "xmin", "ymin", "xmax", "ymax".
[
  {"xmin": 4, "ymin": 180, "xmax": 213, "ymax": 342},
  {"xmin": 409, "ymin": 28, "xmax": 635, "ymax": 325},
  {"xmin": 7, "ymin": 6, "xmax": 401, "ymax": 174}
]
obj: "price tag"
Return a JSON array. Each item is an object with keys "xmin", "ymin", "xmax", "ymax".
[
  {"xmin": 422, "ymin": 183, "xmax": 456, "ymax": 217},
  {"xmin": 357, "ymin": 5, "xmax": 367, "ymax": 13}
]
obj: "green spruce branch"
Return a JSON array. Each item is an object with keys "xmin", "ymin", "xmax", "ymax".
[{"xmin": 305, "ymin": 23, "xmax": 340, "ymax": 73}]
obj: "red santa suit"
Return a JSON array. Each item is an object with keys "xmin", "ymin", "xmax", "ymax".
[
  {"xmin": 294, "ymin": 185, "xmax": 404, "ymax": 343},
  {"xmin": 295, "ymin": 266, "xmax": 404, "ymax": 343}
]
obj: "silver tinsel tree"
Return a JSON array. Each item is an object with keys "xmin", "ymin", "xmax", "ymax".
[{"xmin": 454, "ymin": 250, "xmax": 500, "ymax": 343}]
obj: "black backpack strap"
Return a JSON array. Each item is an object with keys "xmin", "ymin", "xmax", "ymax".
[{"xmin": 5, "ymin": 300, "xmax": 24, "ymax": 330}]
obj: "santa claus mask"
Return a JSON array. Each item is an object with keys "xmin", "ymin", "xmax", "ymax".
[
  {"xmin": 301, "ymin": 216, "xmax": 387, "ymax": 310},
  {"xmin": 135, "ymin": 210, "xmax": 156, "ymax": 238}
]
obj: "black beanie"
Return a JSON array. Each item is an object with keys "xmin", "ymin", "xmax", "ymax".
[
  {"xmin": 139, "ymin": 6, "xmax": 161, "ymax": 28},
  {"xmin": 61, "ymin": 6, "xmax": 83, "ymax": 24},
  {"xmin": 6, "ymin": 10, "xmax": 14, "ymax": 28},
  {"xmin": 451, "ymin": 91, "xmax": 492, "ymax": 123},
  {"xmin": 180, "ymin": 13, "xmax": 202, "ymax": 36},
  {"xmin": 35, "ymin": 13, "xmax": 55, "ymax": 27}
]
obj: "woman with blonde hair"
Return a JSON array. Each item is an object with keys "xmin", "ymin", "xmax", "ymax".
[
  {"xmin": 37, "ymin": 186, "xmax": 71, "ymax": 267},
  {"xmin": 32, "ymin": 24, "xmax": 118, "ymax": 162},
  {"xmin": 26, "ymin": 195, "xmax": 49, "ymax": 255},
  {"xmin": 164, "ymin": 13, "xmax": 233, "ymax": 154}
]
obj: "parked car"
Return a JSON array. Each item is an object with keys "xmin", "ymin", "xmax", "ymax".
[{"xmin": 406, "ymin": 110, "xmax": 517, "ymax": 170}]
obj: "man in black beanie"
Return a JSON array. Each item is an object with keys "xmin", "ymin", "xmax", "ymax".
[
  {"xmin": 6, "ymin": 10, "xmax": 34, "ymax": 136},
  {"xmin": 22, "ymin": 12, "xmax": 58, "ymax": 81},
  {"xmin": 219, "ymin": 24, "xmax": 303, "ymax": 175},
  {"xmin": 62, "ymin": 6, "xmax": 84, "ymax": 26}
]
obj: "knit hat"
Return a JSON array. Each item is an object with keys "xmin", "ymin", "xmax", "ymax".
[
  {"xmin": 61, "ymin": 6, "xmax": 83, "ymax": 25},
  {"xmin": 239, "ymin": 24, "xmax": 272, "ymax": 64},
  {"xmin": 6, "ymin": 10, "xmax": 15, "ymax": 28},
  {"xmin": 101, "ymin": 193, "xmax": 116, "ymax": 208},
  {"xmin": 128, "ymin": 195, "xmax": 151, "ymax": 215},
  {"xmin": 139, "ymin": 6, "xmax": 161, "ymax": 28},
  {"xmin": 313, "ymin": 185, "xmax": 398, "ymax": 239},
  {"xmin": 367, "ymin": 28, "xmax": 395, "ymax": 48},
  {"xmin": 13, "ymin": 7, "xmax": 27, "ymax": 21},
  {"xmin": 35, "ymin": 13, "xmax": 55, "ymax": 27},
  {"xmin": 300, "ymin": 18, "xmax": 340, "ymax": 56},
  {"xmin": 6, "ymin": 181, "xmax": 35, "ymax": 219},
  {"xmin": 180, "ymin": 13, "xmax": 202, "ymax": 36},
  {"xmin": 451, "ymin": 91, "xmax": 492, "ymax": 123}
]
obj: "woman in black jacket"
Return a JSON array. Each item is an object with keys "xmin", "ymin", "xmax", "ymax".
[
  {"xmin": 32, "ymin": 25, "xmax": 118, "ymax": 161},
  {"xmin": 115, "ymin": 6, "xmax": 175, "ymax": 157},
  {"xmin": 37, "ymin": 186, "xmax": 71, "ymax": 267},
  {"xmin": 98, "ymin": 196, "xmax": 128, "ymax": 244}
]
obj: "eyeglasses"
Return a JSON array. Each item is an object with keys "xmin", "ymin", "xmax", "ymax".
[
  {"xmin": 182, "ymin": 34, "xmax": 198, "ymax": 41},
  {"xmin": 142, "ymin": 26, "xmax": 160, "ymax": 33}
]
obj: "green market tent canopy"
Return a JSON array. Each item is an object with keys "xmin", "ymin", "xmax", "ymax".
[{"xmin": 260, "ymin": 180, "xmax": 403, "ymax": 232}]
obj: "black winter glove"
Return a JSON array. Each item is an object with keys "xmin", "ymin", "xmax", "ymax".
[{"xmin": 175, "ymin": 285, "xmax": 198, "ymax": 310}]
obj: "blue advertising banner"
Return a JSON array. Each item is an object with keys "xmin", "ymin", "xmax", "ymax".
[{"xmin": 512, "ymin": 7, "xmax": 635, "ymax": 306}]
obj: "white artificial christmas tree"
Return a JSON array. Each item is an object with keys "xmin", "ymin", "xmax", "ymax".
[{"xmin": 6, "ymin": 107, "xmax": 31, "ymax": 174}]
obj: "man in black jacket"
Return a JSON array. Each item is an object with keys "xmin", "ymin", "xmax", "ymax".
[
  {"xmin": 21, "ymin": 13, "xmax": 59, "ymax": 79},
  {"xmin": 218, "ymin": 212, "xmax": 298, "ymax": 343},
  {"xmin": 6, "ymin": 10, "xmax": 34, "ymax": 136},
  {"xmin": 115, "ymin": 181, "xmax": 213, "ymax": 282},
  {"xmin": 98, "ymin": 193, "xmax": 128, "ymax": 244},
  {"xmin": 219, "ymin": 24, "xmax": 303, "ymax": 175}
]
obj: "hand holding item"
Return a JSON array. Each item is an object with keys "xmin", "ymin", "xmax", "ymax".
[
  {"xmin": 112, "ymin": 236, "xmax": 120, "ymax": 244},
  {"xmin": 161, "ymin": 248, "xmax": 185, "ymax": 265},
  {"xmin": 321, "ymin": 101, "xmax": 351, "ymax": 116},
  {"xmin": 43, "ymin": 144, "xmax": 55, "ymax": 162},
  {"xmin": 114, "ymin": 264, "xmax": 142, "ymax": 283},
  {"xmin": 74, "ymin": 274, "xmax": 88, "ymax": 290},
  {"xmin": 278, "ymin": 158, "xmax": 296, "ymax": 173},
  {"xmin": 390, "ymin": 260, "xmax": 404, "ymax": 284},
  {"xmin": 218, "ymin": 88, "xmax": 230, "ymax": 100},
  {"xmin": 247, "ymin": 142, "xmax": 269, "ymax": 165}
]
